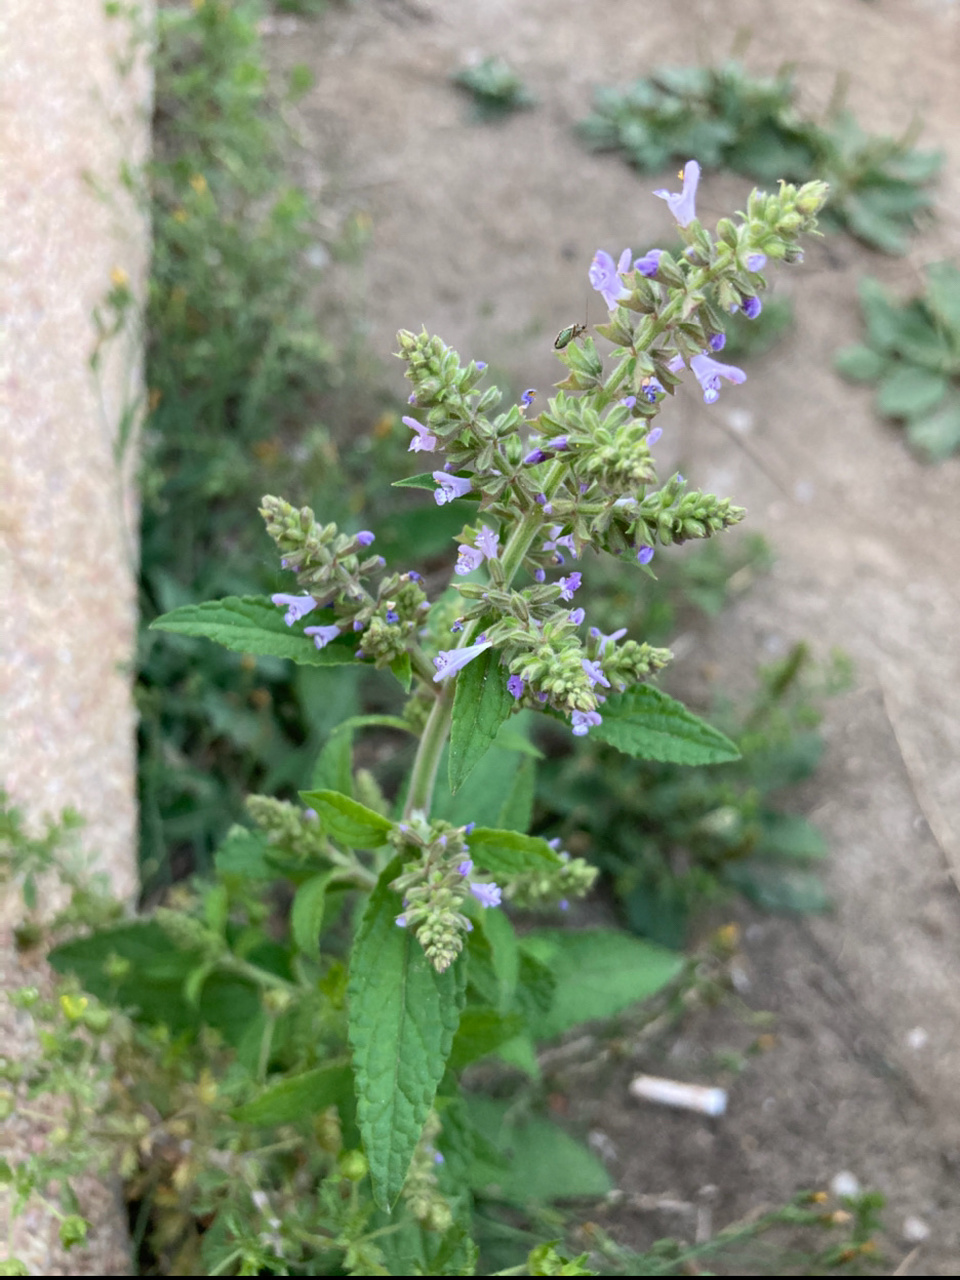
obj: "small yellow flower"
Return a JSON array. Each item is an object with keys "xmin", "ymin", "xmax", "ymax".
[
  {"xmin": 59, "ymin": 993, "xmax": 89, "ymax": 1021},
  {"xmin": 110, "ymin": 266, "xmax": 129, "ymax": 288}
]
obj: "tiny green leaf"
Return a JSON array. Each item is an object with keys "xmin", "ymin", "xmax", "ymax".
[
  {"xmin": 466, "ymin": 828, "xmax": 563, "ymax": 877},
  {"xmin": 291, "ymin": 873, "xmax": 333, "ymax": 955},
  {"xmin": 348, "ymin": 856, "xmax": 466, "ymax": 1209},
  {"xmin": 449, "ymin": 645, "xmax": 515, "ymax": 793},
  {"xmin": 834, "ymin": 344, "xmax": 885, "ymax": 383},
  {"xmin": 150, "ymin": 596, "xmax": 357, "ymax": 666},
  {"xmin": 906, "ymin": 396, "xmax": 960, "ymax": 461},
  {"xmin": 876, "ymin": 364, "xmax": 948, "ymax": 420},
  {"xmin": 389, "ymin": 652, "xmax": 413, "ymax": 692},
  {"xmin": 590, "ymin": 685, "xmax": 740, "ymax": 764},
  {"xmin": 300, "ymin": 788, "xmax": 394, "ymax": 848}
]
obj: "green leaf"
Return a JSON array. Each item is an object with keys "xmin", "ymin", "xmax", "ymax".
[
  {"xmin": 466, "ymin": 828, "xmax": 563, "ymax": 877},
  {"xmin": 348, "ymin": 856, "xmax": 466, "ymax": 1210},
  {"xmin": 449, "ymin": 645, "xmax": 515, "ymax": 793},
  {"xmin": 858, "ymin": 277, "xmax": 906, "ymax": 351},
  {"xmin": 448, "ymin": 1007, "xmax": 526, "ymax": 1073},
  {"xmin": 876, "ymin": 364, "xmax": 948, "ymax": 420},
  {"xmin": 390, "ymin": 652, "xmax": 413, "ymax": 692},
  {"xmin": 233, "ymin": 1062, "xmax": 351, "ymax": 1126},
  {"xmin": 520, "ymin": 928, "xmax": 682, "ymax": 1040},
  {"xmin": 754, "ymin": 812, "xmax": 828, "ymax": 861},
  {"xmin": 924, "ymin": 261, "xmax": 960, "ymax": 335},
  {"xmin": 291, "ymin": 873, "xmax": 333, "ymax": 956},
  {"xmin": 214, "ymin": 827, "xmax": 274, "ymax": 880},
  {"xmin": 150, "ymin": 596, "xmax": 358, "ymax": 666},
  {"xmin": 590, "ymin": 685, "xmax": 740, "ymax": 765},
  {"xmin": 300, "ymin": 788, "xmax": 394, "ymax": 848},
  {"xmin": 432, "ymin": 716, "xmax": 538, "ymax": 828},
  {"xmin": 464, "ymin": 1097, "xmax": 611, "ymax": 1203},
  {"xmin": 311, "ymin": 732, "xmax": 354, "ymax": 797},
  {"xmin": 496, "ymin": 754, "xmax": 535, "ymax": 833},
  {"xmin": 724, "ymin": 861, "xmax": 830, "ymax": 913},
  {"xmin": 834, "ymin": 344, "xmax": 885, "ymax": 383},
  {"xmin": 906, "ymin": 395, "xmax": 960, "ymax": 461},
  {"xmin": 392, "ymin": 472, "xmax": 438, "ymax": 491}
]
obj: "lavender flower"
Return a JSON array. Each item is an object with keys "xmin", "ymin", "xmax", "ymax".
[
  {"xmin": 582, "ymin": 658, "xmax": 611, "ymax": 688},
  {"xmin": 543, "ymin": 526, "xmax": 577, "ymax": 557},
  {"xmin": 746, "ymin": 252, "xmax": 767, "ymax": 271},
  {"xmin": 521, "ymin": 388, "xmax": 537, "ymax": 407},
  {"xmin": 534, "ymin": 568, "xmax": 546, "ymax": 583},
  {"xmin": 689, "ymin": 352, "xmax": 747, "ymax": 404},
  {"xmin": 637, "ymin": 545, "xmax": 655, "ymax": 565},
  {"xmin": 634, "ymin": 248, "xmax": 663, "ymax": 277},
  {"xmin": 455, "ymin": 544, "xmax": 484, "ymax": 575},
  {"xmin": 571, "ymin": 709, "xmax": 603, "ymax": 737},
  {"xmin": 395, "ymin": 914, "xmax": 408, "ymax": 927},
  {"xmin": 353, "ymin": 619, "xmax": 365, "ymax": 631},
  {"xmin": 524, "ymin": 447, "xmax": 548, "ymax": 465},
  {"xmin": 385, "ymin": 610, "xmax": 399, "ymax": 624},
  {"xmin": 589, "ymin": 247, "xmax": 631, "ymax": 310},
  {"xmin": 469, "ymin": 881, "xmax": 502, "ymax": 908},
  {"xmin": 475, "ymin": 360, "xmax": 487, "ymax": 371},
  {"xmin": 272, "ymin": 593, "xmax": 318, "ymax": 627},
  {"xmin": 403, "ymin": 414, "xmax": 438, "ymax": 453},
  {"xmin": 433, "ymin": 1152, "xmax": 445, "ymax": 1166},
  {"xmin": 742, "ymin": 296, "xmax": 762, "ymax": 319},
  {"xmin": 476, "ymin": 525, "xmax": 500, "ymax": 560},
  {"xmin": 433, "ymin": 471, "xmax": 472, "ymax": 505},
  {"xmin": 464, "ymin": 822, "xmax": 475, "ymax": 835},
  {"xmin": 666, "ymin": 352, "xmax": 685, "ymax": 373},
  {"xmin": 457, "ymin": 859, "xmax": 474, "ymax": 877},
  {"xmin": 708, "ymin": 332, "xmax": 726, "ymax": 352},
  {"xmin": 507, "ymin": 674, "xmax": 525, "ymax": 698},
  {"xmin": 303, "ymin": 623, "xmax": 342, "ymax": 650},
  {"xmin": 569, "ymin": 607, "xmax": 586, "ymax": 625},
  {"xmin": 536, "ymin": 493, "xmax": 553, "ymax": 514},
  {"xmin": 641, "ymin": 377, "xmax": 664, "ymax": 403},
  {"xmin": 647, "ymin": 426, "xmax": 663, "ymax": 445},
  {"xmin": 432, "ymin": 639, "xmax": 493, "ymax": 682},
  {"xmin": 654, "ymin": 160, "xmax": 700, "ymax": 227},
  {"xmin": 558, "ymin": 572, "xmax": 582, "ymax": 601},
  {"xmin": 356, "ymin": 530, "xmax": 375, "ymax": 546},
  {"xmin": 590, "ymin": 625, "xmax": 627, "ymax": 654},
  {"xmin": 621, "ymin": 395, "xmax": 637, "ymax": 409},
  {"xmin": 407, "ymin": 570, "xmax": 423, "ymax": 581}
]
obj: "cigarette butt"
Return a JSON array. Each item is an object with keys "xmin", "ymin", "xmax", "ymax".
[{"xmin": 629, "ymin": 1074, "xmax": 727, "ymax": 1117}]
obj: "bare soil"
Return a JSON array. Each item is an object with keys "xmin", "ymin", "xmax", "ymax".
[{"xmin": 263, "ymin": 0, "xmax": 960, "ymax": 1271}]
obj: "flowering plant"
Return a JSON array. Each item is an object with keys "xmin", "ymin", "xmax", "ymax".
[{"xmin": 142, "ymin": 162, "xmax": 827, "ymax": 1260}]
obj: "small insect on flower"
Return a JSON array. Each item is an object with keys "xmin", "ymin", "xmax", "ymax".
[{"xmin": 554, "ymin": 321, "xmax": 588, "ymax": 350}]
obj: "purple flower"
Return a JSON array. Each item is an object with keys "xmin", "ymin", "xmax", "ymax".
[
  {"xmin": 407, "ymin": 570, "xmax": 423, "ymax": 582},
  {"xmin": 553, "ymin": 436, "xmax": 569, "ymax": 451},
  {"xmin": 476, "ymin": 525, "xmax": 500, "ymax": 561},
  {"xmin": 571, "ymin": 709, "xmax": 603, "ymax": 737},
  {"xmin": 455, "ymin": 544, "xmax": 484, "ymax": 575},
  {"xmin": 353, "ymin": 619, "xmax": 365, "ymax": 631},
  {"xmin": 521, "ymin": 388, "xmax": 537, "ymax": 407},
  {"xmin": 524, "ymin": 447, "xmax": 548, "ymax": 465},
  {"xmin": 708, "ymin": 332, "xmax": 726, "ymax": 352},
  {"xmin": 432, "ymin": 639, "xmax": 493, "ymax": 682},
  {"xmin": 470, "ymin": 881, "xmax": 502, "ymax": 908},
  {"xmin": 647, "ymin": 426, "xmax": 663, "ymax": 445},
  {"xmin": 464, "ymin": 822, "xmax": 475, "ymax": 835},
  {"xmin": 634, "ymin": 248, "xmax": 663, "ymax": 277},
  {"xmin": 621, "ymin": 395, "xmax": 637, "ymax": 409},
  {"xmin": 742, "ymin": 296, "xmax": 762, "ymax": 320},
  {"xmin": 689, "ymin": 352, "xmax": 747, "ymax": 404},
  {"xmin": 590, "ymin": 625, "xmax": 627, "ymax": 654},
  {"xmin": 641, "ymin": 377, "xmax": 664, "ymax": 403},
  {"xmin": 543, "ymin": 526, "xmax": 577, "ymax": 557},
  {"xmin": 637, "ymin": 545, "xmax": 655, "ymax": 565},
  {"xmin": 746, "ymin": 252, "xmax": 767, "ymax": 272},
  {"xmin": 272, "ymin": 593, "xmax": 317, "ymax": 627},
  {"xmin": 457, "ymin": 859, "xmax": 474, "ymax": 877},
  {"xmin": 403, "ymin": 414, "xmax": 438, "ymax": 453},
  {"xmin": 304, "ymin": 808, "xmax": 318, "ymax": 821},
  {"xmin": 559, "ymin": 899, "xmax": 570, "ymax": 911},
  {"xmin": 581, "ymin": 657, "xmax": 611, "ymax": 688},
  {"xmin": 569, "ymin": 607, "xmax": 586, "ymax": 625},
  {"xmin": 654, "ymin": 160, "xmax": 701, "ymax": 227},
  {"xmin": 433, "ymin": 1151, "xmax": 445, "ymax": 1165},
  {"xmin": 665, "ymin": 352, "xmax": 685, "ymax": 374},
  {"xmin": 589, "ymin": 247, "xmax": 632, "ymax": 309},
  {"xmin": 433, "ymin": 471, "xmax": 472, "ymax": 505},
  {"xmin": 558, "ymin": 571, "xmax": 582, "ymax": 601},
  {"xmin": 536, "ymin": 493, "xmax": 553, "ymax": 514},
  {"xmin": 507, "ymin": 674, "xmax": 525, "ymax": 699},
  {"xmin": 385, "ymin": 610, "xmax": 399, "ymax": 624},
  {"xmin": 303, "ymin": 623, "xmax": 341, "ymax": 650},
  {"xmin": 475, "ymin": 361, "xmax": 487, "ymax": 371},
  {"xmin": 450, "ymin": 619, "xmax": 464, "ymax": 632},
  {"xmin": 534, "ymin": 568, "xmax": 546, "ymax": 583},
  {"xmin": 356, "ymin": 530, "xmax": 375, "ymax": 546},
  {"xmin": 395, "ymin": 914, "xmax": 407, "ymax": 928}
]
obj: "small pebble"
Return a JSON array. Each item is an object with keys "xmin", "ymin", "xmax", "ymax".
[
  {"xmin": 830, "ymin": 1171, "xmax": 860, "ymax": 1198},
  {"xmin": 903, "ymin": 1215, "xmax": 930, "ymax": 1243}
]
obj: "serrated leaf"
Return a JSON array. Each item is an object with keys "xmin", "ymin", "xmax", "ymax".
[
  {"xmin": 300, "ymin": 788, "xmax": 393, "ymax": 848},
  {"xmin": 464, "ymin": 1096, "xmax": 611, "ymax": 1202},
  {"xmin": 390, "ymin": 652, "xmax": 413, "ymax": 692},
  {"xmin": 291, "ymin": 873, "xmax": 333, "ymax": 955},
  {"xmin": 150, "ymin": 596, "xmax": 357, "ymax": 665},
  {"xmin": 348, "ymin": 856, "xmax": 466, "ymax": 1209},
  {"xmin": 449, "ymin": 645, "xmax": 515, "ymax": 793},
  {"xmin": 448, "ymin": 1007, "xmax": 526, "ymax": 1073},
  {"xmin": 520, "ymin": 928, "xmax": 682, "ymax": 1040},
  {"xmin": 834, "ymin": 344, "xmax": 885, "ymax": 383},
  {"xmin": 906, "ymin": 396, "xmax": 960, "ymax": 461},
  {"xmin": 466, "ymin": 828, "xmax": 562, "ymax": 877},
  {"xmin": 590, "ymin": 685, "xmax": 740, "ymax": 765},
  {"xmin": 876, "ymin": 364, "xmax": 948, "ymax": 419},
  {"xmin": 233, "ymin": 1062, "xmax": 351, "ymax": 1126}
]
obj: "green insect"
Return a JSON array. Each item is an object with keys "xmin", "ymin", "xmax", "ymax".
[{"xmin": 554, "ymin": 321, "xmax": 588, "ymax": 350}]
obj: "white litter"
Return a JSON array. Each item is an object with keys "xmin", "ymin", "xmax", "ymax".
[{"xmin": 629, "ymin": 1074, "xmax": 727, "ymax": 1116}]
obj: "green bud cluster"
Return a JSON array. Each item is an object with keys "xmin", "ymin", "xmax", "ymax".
[
  {"xmin": 259, "ymin": 494, "xmax": 382, "ymax": 600},
  {"xmin": 244, "ymin": 799, "xmax": 329, "ymax": 862},
  {"xmin": 388, "ymin": 815, "xmax": 481, "ymax": 974},
  {"xmin": 401, "ymin": 1112, "xmax": 453, "ymax": 1233},
  {"xmin": 502, "ymin": 854, "xmax": 598, "ymax": 910}
]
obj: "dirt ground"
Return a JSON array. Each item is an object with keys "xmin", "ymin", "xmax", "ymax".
[{"xmin": 262, "ymin": 0, "xmax": 960, "ymax": 1271}]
